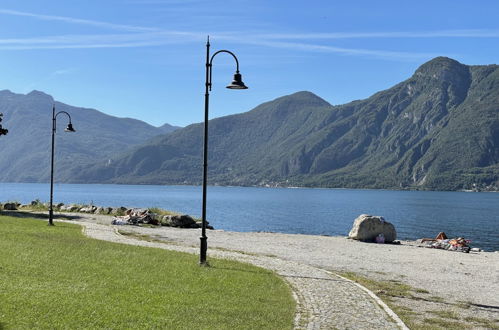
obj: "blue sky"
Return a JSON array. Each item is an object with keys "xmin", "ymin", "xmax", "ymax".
[{"xmin": 1, "ymin": 0, "xmax": 498, "ymax": 127}]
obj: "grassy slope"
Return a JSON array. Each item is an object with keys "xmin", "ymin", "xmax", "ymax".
[{"xmin": 0, "ymin": 216, "xmax": 294, "ymax": 329}]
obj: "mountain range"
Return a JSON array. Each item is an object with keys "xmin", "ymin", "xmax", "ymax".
[
  {"xmin": 1, "ymin": 57, "xmax": 498, "ymax": 191},
  {"xmin": 0, "ymin": 90, "xmax": 179, "ymax": 182},
  {"xmin": 71, "ymin": 57, "xmax": 499, "ymax": 191}
]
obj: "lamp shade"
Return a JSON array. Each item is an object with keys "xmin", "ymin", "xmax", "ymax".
[
  {"xmin": 226, "ymin": 72, "xmax": 248, "ymax": 89},
  {"xmin": 65, "ymin": 123, "xmax": 75, "ymax": 132}
]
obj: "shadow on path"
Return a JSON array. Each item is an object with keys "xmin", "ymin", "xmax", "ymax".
[{"xmin": 470, "ymin": 303, "xmax": 499, "ymax": 311}]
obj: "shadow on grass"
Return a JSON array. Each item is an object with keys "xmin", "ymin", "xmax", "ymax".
[
  {"xmin": 211, "ymin": 266, "xmax": 352, "ymax": 283},
  {"xmin": 211, "ymin": 265, "xmax": 277, "ymax": 276},
  {"xmin": 1, "ymin": 210, "xmax": 81, "ymax": 221}
]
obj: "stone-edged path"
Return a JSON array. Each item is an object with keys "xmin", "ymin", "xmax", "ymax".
[{"xmin": 73, "ymin": 220, "xmax": 407, "ymax": 330}]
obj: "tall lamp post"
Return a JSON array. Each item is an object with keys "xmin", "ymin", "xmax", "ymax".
[
  {"xmin": 200, "ymin": 37, "xmax": 248, "ymax": 265},
  {"xmin": 48, "ymin": 105, "xmax": 75, "ymax": 226}
]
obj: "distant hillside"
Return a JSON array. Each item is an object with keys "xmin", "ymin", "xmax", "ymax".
[
  {"xmin": 71, "ymin": 57, "xmax": 499, "ymax": 191},
  {"xmin": 0, "ymin": 90, "xmax": 179, "ymax": 182},
  {"xmin": 158, "ymin": 123, "xmax": 181, "ymax": 134}
]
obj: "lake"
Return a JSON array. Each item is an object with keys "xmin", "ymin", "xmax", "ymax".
[{"xmin": 1, "ymin": 183, "xmax": 498, "ymax": 251}]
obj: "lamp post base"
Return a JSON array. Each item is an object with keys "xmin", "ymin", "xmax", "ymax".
[
  {"xmin": 199, "ymin": 236, "xmax": 208, "ymax": 266},
  {"xmin": 48, "ymin": 209, "xmax": 55, "ymax": 226}
]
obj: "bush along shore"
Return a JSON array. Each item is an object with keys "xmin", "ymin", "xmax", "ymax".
[{"xmin": 0, "ymin": 200, "xmax": 212, "ymax": 229}]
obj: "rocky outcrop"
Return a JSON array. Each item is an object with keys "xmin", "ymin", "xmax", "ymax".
[
  {"xmin": 161, "ymin": 215, "xmax": 200, "ymax": 228},
  {"xmin": 2, "ymin": 202, "xmax": 19, "ymax": 210},
  {"xmin": 1, "ymin": 200, "xmax": 207, "ymax": 229},
  {"xmin": 60, "ymin": 204, "xmax": 82, "ymax": 212},
  {"xmin": 79, "ymin": 206, "xmax": 97, "ymax": 213},
  {"xmin": 115, "ymin": 208, "xmax": 159, "ymax": 225},
  {"xmin": 348, "ymin": 214, "xmax": 397, "ymax": 243},
  {"xmin": 112, "ymin": 207, "xmax": 128, "ymax": 215}
]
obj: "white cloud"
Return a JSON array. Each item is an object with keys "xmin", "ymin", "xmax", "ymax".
[
  {"xmin": 0, "ymin": 31, "xmax": 445, "ymax": 60},
  {"xmin": 126, "ymin": 0, "xmax": 204, "ymax": 4},
  {"xmin": 240, "ymin": 39, "xmax": 440, "ymax": 60},
  {"xmin": 0, "ymin": 8, "xmax": 488, "ymax": 60},
  {"xmin": 0, "ymin": 8, "xmax": 157, "ymax": 32},
  {"xmin": 50, "ymin": 68, "xmax": 76, "ymax": 76},
  {"xmin": 255, "ymin": 29, "xmax": 499, "ymax": 40},
  {"xmin": 0, "ymin": 31, "xmax": 205, "ymax": 50}
]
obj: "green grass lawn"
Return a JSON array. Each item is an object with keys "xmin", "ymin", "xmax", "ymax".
[{"xmin": 0, "ymin": 215, "xmax": 295, "ymax": 329}]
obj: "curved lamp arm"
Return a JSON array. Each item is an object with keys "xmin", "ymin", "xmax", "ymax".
[
  {"xmin": 207, "ymin": 45, "xmax": 247, "ymax": 91},
  {"xmin": 55, "ymin": 110, "xmax": 73, "ymax": 121},
  {"xmin": 210, "ymin": 50, "xmax": 241, "ymax": 71},
  {"xmin": 53, "ymin": 106, "xmax": 75, "ymax": 133}
]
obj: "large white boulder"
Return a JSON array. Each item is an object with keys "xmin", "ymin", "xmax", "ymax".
[{"xmin": 348, "ymin": 214, "xmax": 397, "ymax": 243}]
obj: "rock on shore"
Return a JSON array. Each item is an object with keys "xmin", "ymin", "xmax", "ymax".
[{"xmin": 348, "ymin": 214, "xmax": 397, "ymax": 243}]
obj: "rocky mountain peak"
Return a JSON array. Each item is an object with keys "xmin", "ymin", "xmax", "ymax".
[
  {"xmin": 286, "ymin": 91, "xmax": 331, "ymax": 107},
  {"xmin": 414, "ymin": 57, "xmax": 470, "ymax": 84},
  {"xmin": 26, "ymin": 90, "xmax": 54, "ymax": 102}
]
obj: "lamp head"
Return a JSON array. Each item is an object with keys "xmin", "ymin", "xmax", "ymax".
[
  {"xmin": 64, "ymin": 123, "xmax": 75, "ymax": 132},
  {"xmin": 226, "ymin": 72, "xmax": 248, "ymax": 89}
]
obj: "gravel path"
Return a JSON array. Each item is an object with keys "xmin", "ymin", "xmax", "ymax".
[{"xmin": 66, "ymin": 215, "xmax": 407, "ymax": 329}]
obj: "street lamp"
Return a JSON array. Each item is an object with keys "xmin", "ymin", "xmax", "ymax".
[
  {"xmin": 200, "ymin": 37, "xmax": 248, "ymax": 265},
  {"xmin": 48, "ymin": 105, "xmax": 75, "ymax": 226}
]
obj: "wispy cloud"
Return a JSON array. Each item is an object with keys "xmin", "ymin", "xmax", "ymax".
[
  {"xmin": 0, "ymin": 8, "xmax": 493, "ymax": 60},
  {"xmin": 126, "ymin": 0, "xmax": 204, "ymax": 4},
  {"xmin": 0, "ymin": 31, "xmax": 206, "ymax": 50},
  {"xmin": 255, "ymin": 29, "xmax": 499, "ymax": 40},
  {"xmin": 0, "ymin": 31, "xmax": 446, "ymax": 60},
  {"xmin": 239, "ymin": 39, "xmax": 439, "ymax": 60},
  {"xmin": 22, "ymin": 67, "xmax": 77, "ymax": 93},
  {"xmin": 50, "ymin": 68, "xmax": 77, "ymax": 76},
  {"xmin": 0, "ymin": 8, "xmax": 157, "ymax": 32}
]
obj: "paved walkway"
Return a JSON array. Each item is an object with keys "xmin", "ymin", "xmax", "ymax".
[{"xmin": 72, "ymin": 220, "xmax": 407, "ymax": 329}]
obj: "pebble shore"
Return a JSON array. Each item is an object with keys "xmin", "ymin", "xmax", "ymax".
[
  {"xmin": 60, "ymin": 212, "xmax": 498, "ymax": 329},
  {"xmin": 65, "ymin": 214, "xmax": 406, "ymax": 329}
]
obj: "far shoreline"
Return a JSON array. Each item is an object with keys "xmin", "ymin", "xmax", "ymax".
[
  {"xmin": 1, "ymin": 181, "xmax": 498, "ymax": 193},
  {"xmin": 3, "ymin": 207, "xmax": 497, "ymax": 253},
  {"xmin": 1, "ymin": 190, "xmax": 498, "ymax": 252}
]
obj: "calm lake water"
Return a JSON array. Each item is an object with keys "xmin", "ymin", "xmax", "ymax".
[{"xmin": 1, "ymin": 183, "xmax": 498, "ymax": 251}]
